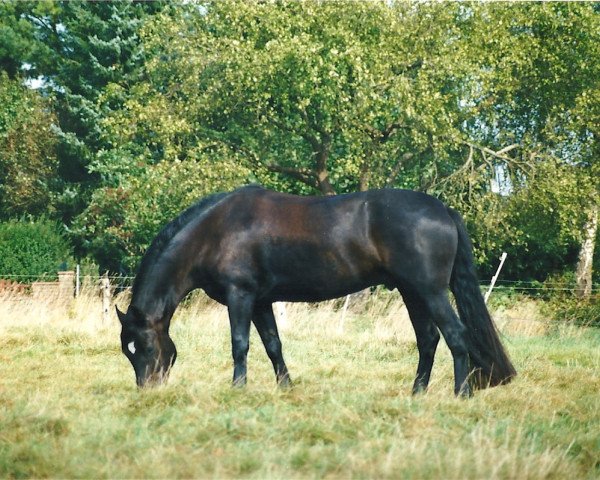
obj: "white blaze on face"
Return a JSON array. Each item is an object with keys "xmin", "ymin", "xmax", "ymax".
[{"xmin": 127, "ymin": 341, "xmax": 136, "ymax": 355}]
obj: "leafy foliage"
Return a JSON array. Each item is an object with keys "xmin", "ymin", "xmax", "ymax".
[
  {"xmin": 0, "ymin": 218, "xmax": 73, "ymax": 282},
  {"xmin": 0, "ymin": 1, "xmax": 58, "ymax": 78},
  {"xmin": 71, "ymin": 157, "xmax": 250, "ymax": 273},
  {"xmin": 115, "ymin": 1, "xmax": 476, "ymax": 195},
  {"xmin": 0, "ymin": 1, "xmax": 597, "ymax": 288},
  {"xmin": 502, "ymin": 161, "xmax": 594, "ymax": 280},
  {"xmin": 0, "ymin": 1, "xmax": 171, "ymax": 220},
  {"xmin": 547, "ymin": 296, "xmax": 600, "ymax": 328},
  {"xmin": 0, "ymin": 72, "xmax": 59, "ymax": 219}
]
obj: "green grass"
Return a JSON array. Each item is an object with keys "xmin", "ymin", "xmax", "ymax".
[{"xmin": 0, "ymin": 293, "xmax": 598, "ymax": 479}]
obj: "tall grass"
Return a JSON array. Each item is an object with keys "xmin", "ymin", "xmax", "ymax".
[{"xmin": 0, "ymin": 289, "xmax": 598, "ymax": 479}]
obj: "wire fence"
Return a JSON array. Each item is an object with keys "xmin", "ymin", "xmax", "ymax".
[
  {"xmin": 1, "ymin": 271, "xmax": 597, "ymax": 329},
  {"xmin": 0, "ymin": 272, "xmax": 598, "ymax": 295},
  {"xmin": 0, "ymin": 273, "xmax": 136, "ymax": 281},
  {"xmin": 480, "ymin": 280, "xmax": 600, "ymax": 295}
]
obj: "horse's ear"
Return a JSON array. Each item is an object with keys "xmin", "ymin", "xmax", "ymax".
[
  {"xmin": 128, "ymin": 305, "xmax": 147, "ymax": 327},
  {"xmin": 116, "ymin": 307, "xmax": 128, "ymax": 325},
  {"xmin": 116, "ymin": 305, "xmax": 147, "ymax": 327}
]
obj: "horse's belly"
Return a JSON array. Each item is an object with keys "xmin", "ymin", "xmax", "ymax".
[
  {"xmin": 263, "ymin": 253, "xmax": 387, "ymax": 302},
  {"xmin": 267, "ymin": 281, "xmax": 375, "ymax": 303}
]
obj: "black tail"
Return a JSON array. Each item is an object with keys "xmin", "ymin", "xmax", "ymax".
[{"xmin": 447, "ymin": 208, "xmax": 517, "ymax": 389}]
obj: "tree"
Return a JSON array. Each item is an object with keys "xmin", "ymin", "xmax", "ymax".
[
  {"xmin": 1, "ymin": 1, "xmax": 171, "ymax": 221},
  {"xmin": 0, "ymin": 72, "xmax": 59, "ymax": 218},
  {"xmin": 0, "ymin": 1, "xmax": 57, "ymax": 78},
  {"xmin": 89, "ymin": 1, "xmax": 599, "ymax": 283},
  {"xmin": 468, "ymin": 2, "xmax": 599, "ymax": 292},
  {"xmin": 71, "ymin": 156, "xmax": 249, "ymax": 273},
  {"xmin": 123, "ymin": 1, "xmax": 478, "ymax": 196},
  {"xmin": 3, "ymin": 0, "xmax": 595, "ymax": 286}
]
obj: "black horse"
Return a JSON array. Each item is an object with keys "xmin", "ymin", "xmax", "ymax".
[{"xmin": 116, "ymin": 186, "xmax": 516, "ymax": 396}]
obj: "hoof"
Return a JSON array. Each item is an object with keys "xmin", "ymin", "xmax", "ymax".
[
  {"xmin": 277, "ymin": 375, "xmax": 292, "ymax": 389},
  {"xmin": 456, "ymin": 384, "xmax": 473, "ymax": 398},
  {"xmin": 412, "ymin": 381, "xmax": 428, "ymax": 396},
  {"xmin": 232, "ymin": 376, "xmax": 247, "ymax": 388}
]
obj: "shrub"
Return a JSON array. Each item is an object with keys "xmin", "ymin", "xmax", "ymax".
[
  {"xmin": 545, "ymin": 295, "xmax": 600, "ymax": 328},
  {"xmin": 0, "ymin": 219, "xmax": 74, "ymax": 282}
]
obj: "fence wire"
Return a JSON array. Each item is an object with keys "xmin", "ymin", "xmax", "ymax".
[{"xmin": 1, "ymin": 272, "xmax": 598, "ymax": 295}]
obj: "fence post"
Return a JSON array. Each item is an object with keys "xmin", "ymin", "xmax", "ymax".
[
  {"xmin": 274, "ymin": 302, "xmax": 288, "ymax": 330},
  {"xmin": 484, "ymin": 252, "xmax": 507, "ymax": 304},
  {"xmin": 339, "ymin": 294, "xmax": 351, "ymax": 332},
  {"xmin": 101, "ymin": 273, "xmax": 111, "ymax": 324},
  {"xmin": 58, "ymin": 270, "xmax": 75, "ymax": 300},
  {"xmin": 75, "ymin": 264, "xmax": 80, "ymax": 298}
]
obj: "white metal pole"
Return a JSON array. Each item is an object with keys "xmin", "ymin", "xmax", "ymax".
[
  {"xmin": 274, "ymin": 302, "xmax": 288, "ymax": 330},
  {"xmin": 339, "ymin": 294, "xmax": 351, "ymax": 332},
  {"xmin": 484, "ymin": 252, "xmax": 507, "ymax": 304}
]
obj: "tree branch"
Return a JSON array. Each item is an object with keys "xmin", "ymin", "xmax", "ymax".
[
  {"xmin": 363, "ymin": 122, "xmax": 409, "ymax": 143},
  {"xmin": 464, "ymin": 141, "xmax": 519, "ymax": 164},
  {"xmin": 266, "ymin": 164, "xmax": 318, "ymax": 189},
  {"xmin": 385, "ymin": 152, "xmax": 415, "ymax": 188}
]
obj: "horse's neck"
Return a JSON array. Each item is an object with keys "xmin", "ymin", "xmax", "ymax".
[
  {"xmin": 132, "ymin": 222, "xmax": 202, "ymax": 321},
  {"xmin": 131, "ymin": 264, "xmax": 184, "ymax": 324}
]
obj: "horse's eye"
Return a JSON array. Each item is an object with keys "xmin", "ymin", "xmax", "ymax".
[{"xmin": 127, "ymin": 341, "xmax": 136, "ymax": 355}]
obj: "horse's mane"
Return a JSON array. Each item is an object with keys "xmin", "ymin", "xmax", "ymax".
[{"xmin": 131, "ymin": 190, "xmax": 234, "ymax": 298}]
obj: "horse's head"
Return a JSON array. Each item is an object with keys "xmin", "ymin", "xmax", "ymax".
[{"xmin": 116, "ymin": 306, "xmax": 177, "ymax": 387}]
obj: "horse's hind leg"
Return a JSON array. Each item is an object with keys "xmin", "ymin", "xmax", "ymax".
[
  {"xmin": 227, "ymin": 286, "xmax": 255, "ymax": 387},
  {"xmin": 252, "ymin": 303, "xmax": 291, "ymax": 387},
  {"xmin": 402, "ymin": 293, "xmax": 440, "ymax": 394},
  {"xmin": 422, "ymin": 291, "xmax": 472, "ymax": 397}
]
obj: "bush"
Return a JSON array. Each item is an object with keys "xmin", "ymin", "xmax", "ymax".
[
  {"xmin": 545, "ymin": 295, "xmax": 600, "ymax": 328},
  {"xmin": 0, "ymin": 219, "xmax": 74, "ymax": 282}
]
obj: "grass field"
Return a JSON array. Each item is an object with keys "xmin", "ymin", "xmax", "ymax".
[{"xmin": 0, "ymin": 290, "xmax": 598, "ymax": 479}]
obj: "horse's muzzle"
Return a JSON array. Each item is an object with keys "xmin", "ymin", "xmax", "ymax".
[{"xmin": 136, "ymin": 369, "xmax": 170, "ymax": 388}]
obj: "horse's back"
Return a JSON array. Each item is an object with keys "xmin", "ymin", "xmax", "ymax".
[
  {"xmin": 205, "ymin": 188, "xmax": 379, "ymax": 300},
  {"xmin": 197, "ymin": 187, "xmax": 458, "ymax": 301}
]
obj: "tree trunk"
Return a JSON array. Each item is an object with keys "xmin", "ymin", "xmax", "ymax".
[
  {"xmin": 575, "ymin": 203, "xmax": 598, "ymax": 298},
  {"xmin": 359, "ymin": 160, "xmax": 370, "ymax": 192},
  {"xmin": 314, "ymin": 133, "xmax": 336, "ymax": 196},
  {"xmin": 316, "ymin": 165, "xmax": 336, "ymax": 195}
]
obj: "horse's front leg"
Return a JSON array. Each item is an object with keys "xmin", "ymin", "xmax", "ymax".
[
  {"xmin": 227, "ymin": 286, "xmax": 255, "ymax": 387},
  {"xmin": 252, "ymin": 302, "xmax": 291, "ymax": 388}
]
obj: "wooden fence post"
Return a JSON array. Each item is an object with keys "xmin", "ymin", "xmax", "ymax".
[
  {"xmin": 75, "ymin": 264, "xmax": 80, "ymax": 298},
  {"xmin": 58, "ymin": 271, "xmax": 75, "ymax": 300}
]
